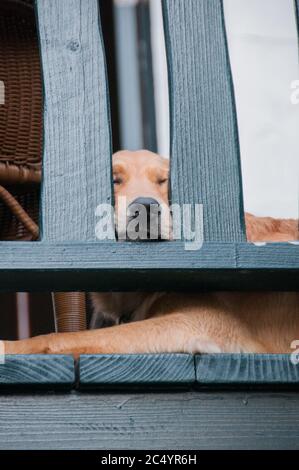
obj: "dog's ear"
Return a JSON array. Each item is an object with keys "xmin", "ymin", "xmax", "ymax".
[
  {"xmin": 89, "ymin": 309, "xmax": 120, "ymax": 329},
  {"xmin": 88, "ymin": 292, "xmax": 151, "ymax": 329},
  {"xmin": 88, "ymin": 293, "xmax": 123, "ymax": 329}
]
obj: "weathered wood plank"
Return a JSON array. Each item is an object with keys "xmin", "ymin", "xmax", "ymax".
[
  {"xmin": 36, "ymin": 0, "xmax": 113, "ymax": 241},
  {"xmin": 0, "ymin": 391, "xmax": 298, "ymax": 449},
  {"xmin": 162, "ymin": 0, "xmax": 246, "ymax": 242},
  {"xmin": 196, "ymin": 354, "xmax": 299, "ymax": 385},
  {"xmin": 0, "ymin": 355, "xmax": 74, "ymax": 389},
  {"xmin": 79, "ymin": 354, "xmax": 195, "ymax": 388},
  {"xmin": 0, "ymin": 241, "xmax": 297, "ymax": 290}
]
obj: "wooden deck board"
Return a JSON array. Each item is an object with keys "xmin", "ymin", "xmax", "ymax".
[
  {"xmin": 0, "ymin": 391, "xmax": 298, "ymax": 449},
  {"xmin": 78, "ymin": 354, "xmax": 195, "ymax": 388},
  {"xmin": 195, "ymin": 354, "xmax": 299, "ymax": 384},
  {"xmin": 0, "ymin": 355, "xmax": 74, "ymax": 389}
]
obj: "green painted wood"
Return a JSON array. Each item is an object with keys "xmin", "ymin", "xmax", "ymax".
[
  {"xmin": 80, "ymin": 354, "xmax": 299, "ymax": 389},
  {"xmin": 195, "ymin": 354, "xmax": 299, "ymax": 385},
  {"xmin": 79, "ymin": 354, "xmax": 195, "ymax": 388},
  {"xmin": 0, "ymin": 241, "xmax": 297, "ymax": 290},
  {"xmin": 0, "ymin": 355, "xmax": 74, "ymax": 389},
  {"xmin": 36, "ymin": 0, "xmax": 113, "ymax": 241},
  {"xmin": 0, "ymin": 391, "xmax": 298, "ymax": 449},
  {"xmin": 162, "ymin": 0, "xmax": 246, "ymax": 242}
]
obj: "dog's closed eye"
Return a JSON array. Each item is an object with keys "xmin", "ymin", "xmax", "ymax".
[
  {"xmin": 113, "ymin": 176, "xmax": 123, "ymax": 185},
  {"xmin": 157, "ymin": 177, "xmax": 168, "ymax": 185},
  {"xmin": 113, "ymin": 162, "xmax": 127, "ymax": 186}
]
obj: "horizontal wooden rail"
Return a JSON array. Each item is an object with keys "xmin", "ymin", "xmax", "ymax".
[
  {"xmin": 0, "ymin": 354, "xmax": 298, "ymax": 389},
  {"xmin": 79, "ymin": 354, "xmax": 195, "ymax": 389},
  {"xmin": 0, "ymin": 241, "xmax": 298, "ymax": 290},
  {"xmin": 0, "ymin": 390, "xmax": 299, "ymax": 449},
  {"xmin": 0, "ymin": 355, "xmax": 74, "ymax": 389},
  {"xmin": 195, "ymin": 354, "xmax": 299, "ymax": 385}
]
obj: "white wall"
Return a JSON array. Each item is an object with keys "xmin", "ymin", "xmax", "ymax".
[
  {"xmin": 224, "ymin": 0, "xmax": 299, "ymax": 218},
  {"xmin": 150, "ymin": 0, "xmax": 170, "ymax": 158},
  {"xmin": 151, "ymin": 0, "xmax": 299, "ymax": 218}
]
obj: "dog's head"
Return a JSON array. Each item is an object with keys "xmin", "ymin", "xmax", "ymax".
[
  {"xmin": 90, "ymin": 150, "xmax": 170, "ymax": 328},
  {"xmin": 113, "ymin": 150, "xmax": 171, "ymax": 240}
]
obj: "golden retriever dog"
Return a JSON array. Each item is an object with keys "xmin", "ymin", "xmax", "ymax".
[{"xmin": 3, "ymin": 150, "xmax": 299, "ymax": 356}]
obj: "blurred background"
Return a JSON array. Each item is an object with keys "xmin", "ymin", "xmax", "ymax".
[
  {"xmin": 100, "ymin": 0, "xmax": 299, "ymax": 218},
  {"xmin": 224, "ymin": 0, "xmax": 299, "ymax": 218},
  {"xmin": 1, "ymin": 0, "xmax": 298, "ymax": 339},
  {"xmin": 106, "ymin": 0, "xmax": 298, "ymax": 219},
  {"xmin": 99, "ymin": 0, "xmax": 169, "ymax": 157}
]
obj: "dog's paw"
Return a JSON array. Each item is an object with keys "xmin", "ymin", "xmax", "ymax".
[{"xmin": 185, "ymin": 337, "xmax": 222, "ymax": 354}]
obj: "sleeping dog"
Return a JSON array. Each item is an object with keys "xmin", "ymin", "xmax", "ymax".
[{"xmin": 4, "ymin": 150, "xmax": 299, "ymax": 356}]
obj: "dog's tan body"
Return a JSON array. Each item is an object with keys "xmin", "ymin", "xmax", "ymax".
[{"xmin": 4, "ymin": 150, "xmax": 299, "ymax": 356}]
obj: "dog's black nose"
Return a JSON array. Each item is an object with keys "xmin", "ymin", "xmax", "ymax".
[
  {"xmin": 128, "ymin": 197, "xmax": 160, "ymax": 214},
  {"xmin": 127, "ymin": 197, "xmax": 161, "ymax": 241}
]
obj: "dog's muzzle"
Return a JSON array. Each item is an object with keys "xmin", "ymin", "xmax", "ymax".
[{"xmin": 126, "ymin": 197, "xmax": 163, "ymax": 241}]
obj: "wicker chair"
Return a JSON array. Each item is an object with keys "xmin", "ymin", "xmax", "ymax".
[{"xmin": 0, "ymin": 0, "xmax": 86, "ymax": 333}]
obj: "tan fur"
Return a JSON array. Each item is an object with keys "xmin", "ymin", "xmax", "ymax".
[
  {"xmin": 4, "ymin": 150, "xmax": 299, "ymax": 357},
  {"xmin": 245, "ymin": 212, "xmax": 298, "ymax": 242},
  {"xmin": 113, "ymin": 150, "xmax": 171, "ymax": 240}
]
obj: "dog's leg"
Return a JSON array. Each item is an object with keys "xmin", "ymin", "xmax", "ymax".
[{"xmin": 3, "ymin": 313, "xmax": 224, "ymax": 357}]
